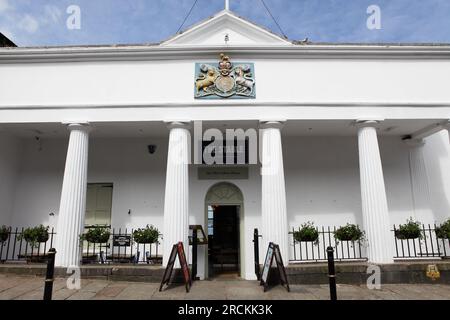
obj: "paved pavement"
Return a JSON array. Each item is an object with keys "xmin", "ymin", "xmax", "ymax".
[{"xmin": 0, "ymin": 274, "xmax": 449, "ymax": 300}]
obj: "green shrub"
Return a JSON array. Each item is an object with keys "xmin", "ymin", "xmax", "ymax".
[
  {"xmin": 293, "ymin": 222, "xmax": 319, "ymax": 244},
  {"xmin": 435, "ymin": 219, "xmax": 450, "ymax": 239},
  {"xmin": 395, "ymin": 217, "xmax": 423, "ymax": 240},
  {"xmin": 80, "ymin": 226, "xmax": 111, "ymax": 243},
  {"xmin": 18, "ymin": 225, "xmax": 49, "ymax": 247},
  {"xmin": 133, "ymin": 225, "xmax": 161, "ymax": 244},
  {"xmin": 334, "ymin": 224, "xmax": 365, "ymax": 242},
  {"xmin": 0, "ymin": 225, "xmax": 10, "ymax": 243}
]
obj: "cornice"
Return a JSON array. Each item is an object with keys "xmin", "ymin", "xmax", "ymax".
[{"xmin": 1, "ymin": 45, "xmax": 450, "ymax": 64}]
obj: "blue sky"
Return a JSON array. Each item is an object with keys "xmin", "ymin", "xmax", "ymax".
[{"xmin": 1, "ymin": 0, "xmax": 450, "ymax": 46}]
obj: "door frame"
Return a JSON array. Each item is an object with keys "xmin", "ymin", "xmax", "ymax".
[
  {"xmin": 204, "ymin": 182, "xmax": 244, "ymax": 279},
  {"xmin": 85, "ymin": 182, "xmax": 114, "ymax": 227}
]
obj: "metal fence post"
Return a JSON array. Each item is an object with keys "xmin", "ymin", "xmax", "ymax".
[
  {"xmin": 192, "ymin": 229, "xmax": 199, "ymax": 281},
  {"xmin": 326, "ymin": 246, "xmax": 337, "ymax": 300},
  {"xmin": 43, "ymin": 248, "xmax": 56, "ymax": 301},
  {"xmin": 253, "ymin": 228, "xmax": 261, "ymax": 280}
]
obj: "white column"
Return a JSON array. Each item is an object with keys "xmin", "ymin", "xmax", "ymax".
[
  {"xmin": 357, "ymin": 120, "xmax": 394, "ymax": 264},
  {"xmin": 445, "ymin": 120, "xmax": 450, "ymax": 144},
  {"xmin": 404, "ymin": 138, "xmax": 433, "ymax": 223},
  {"xmin": 55, "ymin": 123, "xmax": 90, "ymax": 267},
  {"xmin": 260, "ymin": 121, "xmax": 289, "ymax": 265},
  {"xmin": 163, "ymin": 121, "xmax": 190, "ymax": 267}
]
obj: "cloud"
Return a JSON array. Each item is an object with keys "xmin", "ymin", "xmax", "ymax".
[
  {"xmin": 0, "ymin": 27, "xmax": 13, "ymax": 40},
  {"xmin": 3, "ymin": 0, "xmax": 450, "ymax": 46},
  {"xmin": 19, "ymin": 14, "xmax": 39, "ymax": 33},
  {"xmin": 0, "ymin": 0, "xmax": 9, "ymax": 13},
  {"xmin": 44, "ymin": 5, "xmax": 62, "ymax": 24}
]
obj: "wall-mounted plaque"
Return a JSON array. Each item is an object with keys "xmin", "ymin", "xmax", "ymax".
[
  {"xmin": 195, "ymin": 54, "xmax": 255, "ymax": 99},
  {"xmin": 198, "ymin": 166, "xmax": 249, "ymax": 180}
]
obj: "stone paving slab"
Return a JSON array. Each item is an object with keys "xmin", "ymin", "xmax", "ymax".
[{"xmin": 0, "ymin": 275, "xmax": 449, "ymax": 300}]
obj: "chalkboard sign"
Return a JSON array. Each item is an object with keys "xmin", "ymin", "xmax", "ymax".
[
  {"xmin": 261, "ymin": 243, "xmax": 274, "ymax": 285},
  {"xmin": 159, "ymin": 242, "xmax": 192, "ymax": 293},
  {"xmin": 177, "ymin": 242, "xmax": 191, "ymax": 291},
  {"xmin": 260, "ymin": 242, "xmax": 290, "ymax": 292},
  {"xmin": 273, "ymin": 243, "xmax": 290, "ymax": 292}
]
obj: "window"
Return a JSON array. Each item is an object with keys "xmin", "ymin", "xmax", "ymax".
[{"xmin": 207, "ymin": 205, "xmax": 214, "ymax": 235}]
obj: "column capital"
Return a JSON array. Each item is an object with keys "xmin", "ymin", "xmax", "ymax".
[
  {"xmin": 164, "ymin": 121, "xmax": 191, "ymax": 130},
  {"xmin": 62, "ymin": 121, "xmax": 91, "ymax": 132},
  {"xmin": 355, "ymin": 119, "xmax": 384, "ymax": 129},
  {"xmin": 259, "ymin": 120, "xmax": 286, "ymax": 130},
  {"xmin": 402, "ymin": 137, "xmax": 425, "ymax": 148},
  {"xmin": 443, "ymin": 120, "xmax": 450, "ymax": 129}
]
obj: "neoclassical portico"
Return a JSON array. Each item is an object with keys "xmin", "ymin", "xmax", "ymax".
[{"xmin": 2, "ymin": 3, "xmax": 450, "ymax": 279}]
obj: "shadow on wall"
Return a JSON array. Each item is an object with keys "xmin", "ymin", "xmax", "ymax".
[
  {"xmin": 283, "ymin": 136, "xmax": 363, "ymax": 228},
  {"xmin": 284, "ymin": 135, "xmax": 430, "ymax": 228},
  {"xmin": 424, "ymin": 130, "xmax": 450, "ymax": 222},
  {"xmin": 87, "ymin": 137, "xmax": 168, "ymax": 229},
  {"xmin": 379, "ymin": 136, "xmax": 417, "ymax": 225}
]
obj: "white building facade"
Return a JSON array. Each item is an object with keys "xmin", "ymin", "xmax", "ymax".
[{"xmin": 1, "ymin": 10, "xmax": 450, "ymax": 280}]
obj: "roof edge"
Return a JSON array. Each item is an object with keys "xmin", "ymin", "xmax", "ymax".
[{"xmin": 1, "ymin": 44, "xmax": 450, "ymax": 64}]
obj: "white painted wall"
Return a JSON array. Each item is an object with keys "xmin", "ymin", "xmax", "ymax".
[
  {"xmin": 424, "ymin": 130, "xmax": 450, "ymax": 223},
  {"xmin": 284, "ymin": 135, "xmax": 436, "ymax": 227},
  {"xmin": 10, "ymin": 137, "xmax": 65, "ymax": 228},
  {"xmin": 88, "ymin": 137, "xmax": 168, "ymax": 231},
  {"xmin": 3, "ymin": 132, "xmax": 449, "ymax": 278},
  {"xmin": 1, "ymin": 59, "xmax": 450, "ymax": 108},
  {"xmin": 0, "ymin": 135, "xmax": 21, "ymax": 226}
]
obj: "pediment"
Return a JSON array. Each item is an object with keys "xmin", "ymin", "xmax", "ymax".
[{"xmin": 162, "ymin": 10, "xmax": 292, "ymax": 46}]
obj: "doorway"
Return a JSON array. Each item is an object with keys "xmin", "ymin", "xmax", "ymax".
[
  {"xmin": 207, "ymin": 205, "xmax": 240, "ymax": 278},
  {"xmin": 204, "ymin": 182, "xmax": 244, "ymax": 279},
  {"xmin": 85, "ymin": 183, "xmax": 113, "ymax": 227}
]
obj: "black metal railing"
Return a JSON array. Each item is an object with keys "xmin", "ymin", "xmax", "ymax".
[
  {"xmin": 393, "ymin": 224, "xmax": 450, "ymax": 259},
  {"xmin": 0, "ymin": 227, "xmax": 56, "ymax": 263},
  {"xmin": 253, "ymin": 228, "xmax": 262, "ymax": 280},
  {"xmin": 81, "ymin": 228, "xmax": 162, "ymax": 265},
  {"xmin": 289, "ymin": 226, "xmax": 367, "ymax": 263}
]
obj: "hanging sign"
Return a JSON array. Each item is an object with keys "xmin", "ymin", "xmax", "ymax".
[
  {"xmin": 260, "ymin": 242, "xmax": 290, "ymax": 292},
  {"xmin": 113, "ymin": 235, "xmax": 131, "ymax": 247},
  {"xmin": 159, "ymin": 242, "xmax": 192, "ymax": 293}
]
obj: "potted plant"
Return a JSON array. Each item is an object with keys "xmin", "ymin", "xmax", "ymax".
[
  {"xmin": 80, "ymin": 226, "xmax": 111, "ymax": 243},
  {"xmin": 0, "ymin": 225, "xmax": 10, "ymax": 243},
  {"xmin": 334, "ymin": 224, "xmax": 365, "ymax": 243},
  {"xmin": 18, "ymin": 225, "xmax": 49, "ymax": 247},
  {"xmin": 133, "ymin": 225, "xmax": 161, "ymax": 244},
  {"xmin": 395, "ymin": 217, "xmax": 423, "ymax": 240},
  {"xmin": 435, "ymin": 219, "xmax": 450, "ymax": 239},
  {"xmin": 293, "ymin": 222, "xmax": 319, "ymax": 244}
]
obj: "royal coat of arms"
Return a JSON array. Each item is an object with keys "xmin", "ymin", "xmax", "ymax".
[{"xmin": 195, "ymin": 54, "xmax": 255, "ymax": 99}]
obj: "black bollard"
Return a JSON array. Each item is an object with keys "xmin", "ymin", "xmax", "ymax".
[
  {"xmin": 326, "ymin": 246, "xmax": 337, "ymax": 300},
  {"xmin": 253, "ymin": 228, "xmax": 261, "ymax": 280},
  {"xmin": 43, "ymin": 248, "xmax": 56, "ymax": 301}
]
